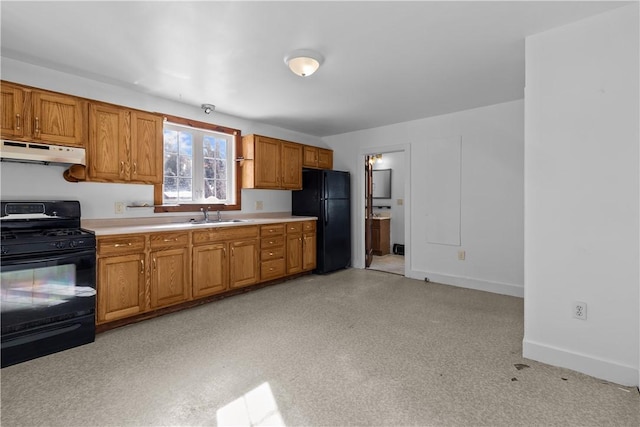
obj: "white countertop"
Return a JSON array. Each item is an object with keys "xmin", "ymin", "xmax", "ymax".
[{"xmin": 83, "ymin": 214, "xmax": 317, "ymax": 236}]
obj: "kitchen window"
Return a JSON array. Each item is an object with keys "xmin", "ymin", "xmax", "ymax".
[{"xmin": 154, "ymin": 115, "xmax": 242, "ymax": 212}]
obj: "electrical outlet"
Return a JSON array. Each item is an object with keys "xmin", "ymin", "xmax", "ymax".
[
  {"xmin": 255, "ymin": 200, "xmax": 263, "ymax": 211},
  {"xmin": 573, "ymin": 301, "xmax": 587, "ymax": 320},
  {"xmin": 397, "ymin": 198, "xmax": 404, "ymax": 206},
  {"xmin": 458, "ymin": 250, "xmax": 465, "ymax": 261},
  {"xmin": 114, "ymin": 202, "xmax": 125, "ymax": 215}
]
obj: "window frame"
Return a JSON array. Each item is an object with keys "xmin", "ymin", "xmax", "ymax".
[{"xmin": 154, "ymin": 114, "xmax": 242, "ymax": 213}]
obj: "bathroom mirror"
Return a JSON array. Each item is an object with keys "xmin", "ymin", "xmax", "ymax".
[{"xmin": 372, "ymin": 169, "xmax": 392, "ymax": 199}]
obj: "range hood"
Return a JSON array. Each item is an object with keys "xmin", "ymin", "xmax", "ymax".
[{"xmin": 0, "ymin": 140, "xmax": 86, "ymax": 166}]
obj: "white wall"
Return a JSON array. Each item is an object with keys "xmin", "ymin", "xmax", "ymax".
[
  {"xmin": 523, "ymin": 4, "xmax": 639, "ymax": 386},
  {"xmin": 0, "ymin": 58, "xmax": 325, "ymax": 219},
  {"xmin": 372, "ymin": 151, "xmax": 405, "ymax": 247},
  {"xmin": 324, "ymin": 99, "xmax": 524, "ymax": 297}
]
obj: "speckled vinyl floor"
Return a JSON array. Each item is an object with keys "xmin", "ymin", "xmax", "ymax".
[{"xmin": 1, "ymin": 269, "xmax": 638, "ymax": 426}]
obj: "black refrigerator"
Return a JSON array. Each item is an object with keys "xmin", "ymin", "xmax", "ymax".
[{"xmin": 292, "ymin": 169, "xmax": 351, "ymax": 274}]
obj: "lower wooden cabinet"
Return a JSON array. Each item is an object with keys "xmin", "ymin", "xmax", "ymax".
[
  {"xmin": 96, "ymin": 235, "xmax": 146, "ymax": 324},
  {"xmin": 192, "ymin": 243, "xmax": 228, "ymax": 298},
  {"xmin": 230, "ymin": 239, "xmax": 259, "ymax": 288},
  {"xmin": 96, "ymin": 221, "xmax": 316, "ymax": 326}
]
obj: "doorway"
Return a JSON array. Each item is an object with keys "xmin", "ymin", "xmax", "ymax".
[{"xmin": 364, "ymin": 151, "xmax": 406, "ymax": 276}]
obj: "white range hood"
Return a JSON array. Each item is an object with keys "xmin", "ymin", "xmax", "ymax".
[{"xmin": 0, "ymin": 140, "xmax": 86, "ymax": 166}]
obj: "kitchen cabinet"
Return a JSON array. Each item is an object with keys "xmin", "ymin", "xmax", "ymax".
[
  {"xmin": 303, "ymin": 145, "xmax": 333, "ymax": 170},
  {"xmin": 0, "ymin": 81, "xmax": 85, "ymax": 147},
  {"xmin": 149, "ymin": 232, "xmax": 190, "ymax": 308},
  {"xmin": 192, "ymin": 243, "xmax": 228, "ymax": 298},
  {"xmin": 260, "ymin": 224, "xmax": 286, "ymax": 281},
  {"xmin": 96, "ymin": 235, "xmax": 147, "ymax": 324},
  {"xmin": 371, "ymin": 217, "xmax": 391, "ymax": 256},
  {"xmin": 287, "ymin": 220, "xmax": 317, "ymax": 274},
  {"xmin": 229, "ymin": 238, "xmax": 260, "ymax": 288},
  {"xmin": 242, "ymin": 134, "xmax": 302, "ymax": 190},
  {"xmin": 87, "ymin": 102, "xmax": 162, "ymax": 184}
]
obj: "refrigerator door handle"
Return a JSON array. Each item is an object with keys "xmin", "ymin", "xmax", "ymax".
[{"xmin": 325, "ymin": 199, "xmax": 329, "ymax": 226}]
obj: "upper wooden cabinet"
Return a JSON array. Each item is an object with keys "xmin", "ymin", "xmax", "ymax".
[
  {"xmin": 1, "ymin": 82, "xmax": 85, "ymax": 146},
  {"xmin": 87, "ymin": 102, "xmax": 162, "ymax": 184},
  {"xmin": 303, "ymin": 145, "xmax": 333, "ymax": 170},
  {"xmin": 242, "ymin": 134, "xmax": 302, "ymax": 190}
]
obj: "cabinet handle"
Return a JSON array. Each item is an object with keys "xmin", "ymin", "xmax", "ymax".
[
  {"xmin": 15, "ymin": 114, "xmax": 21, "ymax": 131},
  {"xmin": 34, "ymin": 117, "xmax": 40, "ymax": 135},
  {"xmin": 163, "ymin": 237, "xmax": 178, "ymax": 242},
  {"xmin": 133, "ymin": 162, "xmax": 137, "ymax": 174},
  {"xmin": 269, "ymin": 252, "xmax": 274, "ymax": 256},
  {"xmin": 269, "ymin": 241, "xmax": 274, "ymax": 244},
  {"xmin": 223, "ymin": 247, "xmax": 226, "ymax": 258},
  {"xmin": 269, "ymin": 267, "xmax": 275, "ymax": 271},
  {"xmin": 140, "ymin": 259, "xmax": 144, "ymax": 274},
  {"xmin": 120, "ymin": 161, "xmax": 125, "ymax": 175},
  {"xmin": 153, "ymin": 258, "xmax": 157, "ymax": 270},
  {"xmin": 231, "ymin": 247, "xmax": 235, "ymax": 256},
  {"xmin": 113, "ymin": 242, "xmax": 132, "ymax": 247}
]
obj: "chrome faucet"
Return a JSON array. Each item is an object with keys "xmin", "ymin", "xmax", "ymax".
[{"xmin": 200, "ymin": 207, "xmax": 210, "ymax": 222}]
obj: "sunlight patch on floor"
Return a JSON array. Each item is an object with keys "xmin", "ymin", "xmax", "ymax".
[{"xmin": 216, "ymin": 382, "xmax": 285, "ymax": 426}]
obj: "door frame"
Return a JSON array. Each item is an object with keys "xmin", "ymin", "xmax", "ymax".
[{"xmin": 355, "ymin": 144, "xmax": 411, "ymax": 275}]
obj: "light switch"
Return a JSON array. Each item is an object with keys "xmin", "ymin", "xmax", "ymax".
[{"xmin": 397, "ymin": 198, "xmax": 404, "ymax": 206}]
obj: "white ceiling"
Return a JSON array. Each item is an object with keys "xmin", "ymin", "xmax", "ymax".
[{"xmin": 0, "ymin": 1, "xmax": 628, "ymax": 137}]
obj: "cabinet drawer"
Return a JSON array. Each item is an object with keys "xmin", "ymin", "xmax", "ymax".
[
  {"xmin": 303, "ymin": 221, "xmax": 316, "ymax": 232},
  {"xmin": 286, "ymin": 222, "xmax": 303, "ymax": 233},
  {"xmin": 260, "ymin": 224, "xmax": 284, "ymax": 237},
  {"xmin": 149, "ymin": 232, "xmax": 189, "ymax": 249},
  {"xmin": 261, "ymin": 236, "xmax": 284, "ymax": 249},
  {"xmin": 261, "ymin": 247, "xmax": 284, "ymax": 261},
  {"xmin": 98, "ymin": 235, "xmax": 146, "ymax": 256},
  {"xmin": 193, "ymin": 225, "xmax": 258, "ymax": 244},
  {"xmin": 261, "ymin": 259, "xmax": 286, "ymax": 280}
]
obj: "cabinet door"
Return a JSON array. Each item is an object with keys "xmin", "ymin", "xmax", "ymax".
[
  {"xmin": 303, "ymin": 232, "xmax": 317, "ymax": 271},
  {"xmin": 281, "ymin": 141, "xmax": 302, "ymax": 189},
  {"xmin": 286, "ymin": 233, "xmax": 303, "ymax": 274},
  {"xmin": 131, "ymin": 111, "xmax": 162, "ymax": 184},
  {"xmin": 1, "ymin": 84, "xmax": 26, "ymax": 139},
  {"xmin": 302, "ymin": 146, "xmax": 318, "ymax": 168},
  {"xmin": 193, "ymin": 243, "xmax": 228, "ymax": 297},
  {"xmin": 97, "ymin": 253, "xmax": 146, "ymax": 323},
  {"xmin": 317, "ymin": 149, "xmax": 333, "ymax": 170},
  {"xmin": 254, "ymin": 136, "xmax": 281, "ymax": 188},
  {"xmin": 229, "ymin": 239, "xmax": 259, "ymax": 288},
  {"xmin": 89, "ymin": 103, "xmax": 129, "ymax": 181},
  {"xmin": 151, "ymin": 247, "xmax": 190, "ymax": 308},
  {"xmin": 31, "ymin": 91, "xmax": 84, "ymax": 146}
]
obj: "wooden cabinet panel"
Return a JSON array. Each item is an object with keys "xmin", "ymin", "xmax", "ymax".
[
  {"xmin": 281, "ymin": 142, "xmax": 302, "ymax": 189},
  {"xmin": 149, "ymin": 232, "xmax": 189, "ymax": 250},
  {"xmin": 261, "ymin": 258, "xmax": 286, "ymax": 281},
  {"xmin": 1, "ymin": 83, "xmax": 26, "ymax": 139},
  {"xmin": 97, "ymin": 253, "xmax": 145, "ymax": 323},
  {"xmin": 286, "ymin": 233, "xmax": 303, "ymax": 274},
  {"xmin": 193, "ymin": 243, "xmax": 228, "ymax": 298},
  {"xmin": 371, "ymin": 218, "xmax": 390, "ymax": 256},
  {"xmin": 131, "ymin": 111, "xmax": 162, "ymax": 183},
  {"xmin": 253, "ymin": 135, "xmax": 281, "ymax": 189},
  {"xmin": 302, "ymin": 145, "xmax": 333, "ymax": 170},
  {"xmin": 317, "ymin": 148, "xmax": 333, "ymax": 169},
  {"xmin": 229, "ymin": 239, "xmax": 259, "ymax": 288},
  {"xmin": 151, "ymin": 247, "xmax": 190, "ymax": 307},
  {"xmin": 32, "ymin": 91, "xmax": 84, "ymax": 146},
  {"xmin": 260, "ymin": 224, "xmax": 285, "ymax": 237},
  {"xmin": 89, "ymin": 103, "xmax": 128, "ymax": 181},
  {"xmin": 0, "ymin": 82, "xmax": 84, "ymax": 147},
  {"xmin": 97, "ymin": 235, "xmax": 146, "ymax": 256},
  {"xmin": 261, "ymin": 247, "xmax": 285, "ymax": 261},
  {"xmin": 303, "ymin": 231, "xmax": 317, "ymax": 271},
  {"xmin": 242, "ymin": 134, "xmax": 302, "ymax": 190}
]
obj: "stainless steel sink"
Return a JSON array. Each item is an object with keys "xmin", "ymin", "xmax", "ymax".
[{"xmin": 187, "ymin": 219, "xmax": 250, "ymax": 225}]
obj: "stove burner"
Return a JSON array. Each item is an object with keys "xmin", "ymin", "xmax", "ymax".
[{"xmin": 40, "ymin": 229, "xmax": 84, "ymax": 237}]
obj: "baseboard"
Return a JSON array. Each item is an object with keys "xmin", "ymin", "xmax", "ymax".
[
  {"xmin": 406, "ymin": 269, "xmax": 524, "ymax": 298},
  {"xmin": 523, "ymin": 338, "xmax": 639, "ymax": 387}
]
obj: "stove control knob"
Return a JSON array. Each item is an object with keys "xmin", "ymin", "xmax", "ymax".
[
  {"xmin": 70, "ymin": 240, "xmax": 78, "ymax": 248},
  {"xmin": 55, "ymin": 241, "xmax": 65, "ymax": 249},
  {"xmin": 1, "ymin": 247, "xmax": 6, "ymax": 255}
]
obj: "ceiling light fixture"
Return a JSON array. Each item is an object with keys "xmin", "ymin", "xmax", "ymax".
[
  {"xmin": 201, "ymin": 104, "xmax": 215, "ymax": 114},
  {"xmin": 284, "ymin": 49, "xmax": 324, "ymax": 77}
]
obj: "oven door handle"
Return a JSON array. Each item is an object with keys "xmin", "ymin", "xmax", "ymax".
[{"xmin": 1, "ymin": 249, "xmax": 95, "ymax": 266}]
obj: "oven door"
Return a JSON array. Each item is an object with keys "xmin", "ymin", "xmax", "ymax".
[{"xmin": 1, "ymin": 248, "xmax": 96, "ymax": 334}]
